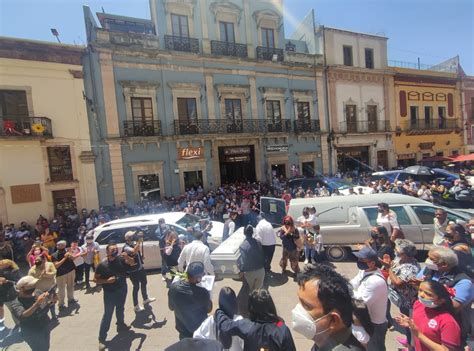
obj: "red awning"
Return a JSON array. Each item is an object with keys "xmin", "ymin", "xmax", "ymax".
[
  {"xmin": 421, "ymin": 155, "xmax": 454, "ymax": 162},
  {"xmin": 451, "ymin": 153, "xmax": 474, "ymax": 162}
]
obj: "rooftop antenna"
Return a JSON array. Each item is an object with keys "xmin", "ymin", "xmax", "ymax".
[
  {"xmin": 50, "ymin": 28, "xmax": 61, "ymax": 43},
  {"xmin": 102, "ymin": 7, "xmax": 105, "ymax": 13}
]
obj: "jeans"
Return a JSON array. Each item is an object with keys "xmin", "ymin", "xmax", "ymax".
[
  {"xmin": 367, "ymin": 322, "xmax": 387, "ymax": 351},
  {"xmin": 262, "ymin": 245, "xmax": 275, "ymax": 273},
  {"xmin": 75, "ymin": 264, "xmax": 84, "ymax": 283},
  {"xmin": 83, "ymin": 263, "xmax": 95, "ymax": 287},
  {"xmin": 129, "ymin": 269, "xmax": 148, "ymax": 306},
  {"xmin": 21, "ymin": 326, "xmax": 50, "ymax": 351},
  {"xmin": 99, "ymin": 285, "xmax": 127, "ymax": 342},
  {"xmin": 304, "ymin": 244, "xmax": 314, "ymax": 262},
  {"xmin": 160, "ymin": 250, "xmax": 169, "ymax": 276}
]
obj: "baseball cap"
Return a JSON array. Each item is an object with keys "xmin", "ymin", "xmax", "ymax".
[
  {"xmin": 16, "ymin": 276, "xmax": 39, "ymax": 290},
  {"xmin": 124, "ymin": 231, "xmax": 135, "ymax": 240},
  {"xmin": 186, "ymin": 262, "xmax": 205, "ymax": 277},
  {"xmin": 353, "ymin": 246, "xmax": 378, "ymax": 261}
]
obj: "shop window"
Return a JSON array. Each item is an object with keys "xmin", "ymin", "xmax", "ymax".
[
  {"xmin": 47, "ymin": 146, "xmax": 73, "ymax": 182},
  {"xmin": 138, "ymin": 174, "xmax": 160, "ymax": 202},
  {"xmin": 271, "ymin": 164, "xmax": 286, "ymax": 178},
  {"xmin": 184, "ymin": 171, "xmax": 203, "ymax": 190},
  {"xmin": 302, "ymin": 161, "xmax": 315, "ymax": 177},
  {"xmin": 343, "ymin": 46, "xmax": 353, "ymax": 66},
  {"xmin": 0, "ymin": 90, "xmax": 28, "ymax": 117}
]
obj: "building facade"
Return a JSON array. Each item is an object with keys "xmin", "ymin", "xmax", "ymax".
[
  {"xmin": 461, "ymin": 74, "xmax": 474, "ymax": 154},
  {"xmin": 319, "ymin": 27, "xmax": 396, "ymax": 172},
  {"xmin": 0, "ymin": 38, "xmax": 99, "ymax": 225},
  {"xmin": 83, "ymin": 0, "xmax": 327, "ymax": 207},
  {"xmin": 392, "ymin": 68, "xmax": 463, "ymax": 166}
]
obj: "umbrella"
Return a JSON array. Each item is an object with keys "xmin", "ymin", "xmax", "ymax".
[
  {"xmin": 451, "ymin": 153, "xmax": 474, "ymax": 162},
  {"xmin": 421, "ymin": 155, "xmax": 453, "ymax": 162},
  {"xmin": 404, "ymin": 165, "xmax": 435, "ymax": 175}
]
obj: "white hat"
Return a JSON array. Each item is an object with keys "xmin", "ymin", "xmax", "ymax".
[
  {"xmin": 124, "ymin": 231, "xmax": 135, "ymax": 240},
  {"xmin": 16, "ymin": 276, "xmax": 39, "ymax": 290}
]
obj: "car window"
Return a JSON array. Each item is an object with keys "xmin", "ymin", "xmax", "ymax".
[
  {"xmin": 169, "ymin": 225, "xmax": 187, "ymax": 236},
  {"xmin": 96, "ymin": 228, "xmax": 127, "ymax": 245},
  {"xmin": 396, "ymin": 173, "xmax": 409, "ymax": 181},
  {"xmin": 445, "ymin": 210, "xmax": 468, "ymax": 224},
  {"xmin": 363, "ymin": 206, "xmax": 412, "ymax": 226},
  {"xmin": 175, "ymin": 214, "xmax": 199, "ymax": 229},
  {"xmin": 411, "ymin": 206, "xmax": 436, "ymax": 225}
]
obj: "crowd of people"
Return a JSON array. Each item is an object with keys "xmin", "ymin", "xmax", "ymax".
[{"xmin": 0, "ymin": 166, "xmax": 473, "ymax": 350}]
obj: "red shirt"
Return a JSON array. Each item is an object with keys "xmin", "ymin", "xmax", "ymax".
[{"xmin": 412, "ymin": 300, "xmax": 461, "ymax": 351}]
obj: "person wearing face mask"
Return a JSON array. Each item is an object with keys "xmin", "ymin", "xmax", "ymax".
[
  {"xmin": 414, "ymin": 246, "xmax": 473, "ymax": 345},
  {"xmin": 442, "ymin": 224, "xmax": 473, "ymax": 276},
  {"xmin": 278, "ymin": 216, "xmax": 301, "ymax": 276},
  {"xmin": 0, "ymin": 259, "xmax": 21, "ymax": 339},
  {"xmin": 215, "ymin": 288, "xmax": 296, "ymax": 351},
  {"xmin": 51, "ymin": 240, "xmax": 77, "ymax": 311},
  {"xmin": 9, "ymin": 276, "xmax": 53, "ymax": 351},
  {"xmin": 155, "ymin": 218, "xmax": 170, "ymax": 281},
  {"xmin": 26, "ymin": 243, "xmax": 49, "ymax": 268},
  {"xmin": 395, "ymin": 280, "xmax": 461, "ymax": 351},
  {"xmin": 0, "ymin": 231, "xmax": 14, "ymax": 261},
  {"xmin": 80, "ymin": 234, "xmax": 99, "ymax": 290},
  {"xmin": 95, "ymin": 242, "xmax": 135, "ymax": 350},
  {"xmin": 292, "ymin": 264, "xmax": 363, "ymax": 351},
  {"xmin": 28, "ymin": 255, "xmax": 57, "ymax": 320},
  {"xmin": 375, "ymin": 203, "xmax": 403, "ymax": 242},
  {"xmin": 168, "ymin": 261, "xmax": 212, "ymax": 340},
  {"xmin": 432, "ymin": 208, "xmax": 449, "ymax": 246},
  {"xmin": 350, "ymin": 247, "xmax": 388, "ymax": 351}
]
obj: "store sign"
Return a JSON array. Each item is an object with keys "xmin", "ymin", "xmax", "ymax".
[
  {"xmin": 178, "ymin": 147, "xmax": 204, "ymax": 160},
  {"xmin": 266, "ymin": 144, "xmax": 289, "ymax": 153},
  {"xmin": 397, "ymin": 153, "xmax": 417, "ymax": 160},
  {"xmin": 223, "ymin": 147, "xmax": 251, "ymax": 156}
]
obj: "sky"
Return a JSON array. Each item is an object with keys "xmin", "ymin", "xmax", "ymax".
[{"xmin": 0, "ymin": 0, "xmax": 473, "ymax": 74}]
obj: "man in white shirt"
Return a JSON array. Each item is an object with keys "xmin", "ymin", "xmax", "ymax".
[
  {"xmin": 433, "ymin": 208, "xmax": 448, "ymax": 246},
  {"xmin": 254, "ymin": 213, "xmax": 276, "ymax": 276},
  {"xmin": 376, "ymin": 202, "xmax": 402, "ymax": 241},
  {"xmin": 177, "ymin": 231, "xmax": 214, "ymax": 275},
  {"xmin": 351, "ymin": 247, "xmax": 388, "ymax": 351}
]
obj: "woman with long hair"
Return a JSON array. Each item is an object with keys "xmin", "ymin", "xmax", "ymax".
[
  {"xmin": 194, "ymin": 287, "xmax": 244, "ymax": 351},
  {"xmin": 278, "ymin": 216, "xmax": 301, "ymax": 275},
  {"xmin": 395, "ymin": 280, "xmax": 461, "ymax": 351},
  {"xmin": 214, "ymin": 289, "xmax": 296, "ymax": 351}
]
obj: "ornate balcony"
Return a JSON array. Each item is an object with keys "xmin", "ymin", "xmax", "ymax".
[
  {"xmin": 49, "ymin": 164, "xmax": 73, "ymax": 182},
  {"xmin": 123, "ymin": 120, "xmax": 161, "ymax": 137},
  {"xmin": 256, "ymin": 47, "xmax": 284, "ymax": 62},
  {"xmin": 164, "ymin": 35, "xmax": 199, "ymax": 53},
  {"xmin": 173, "ymin": 119, "xmax": 291, "ymax": 135},
  {"xmin": 294, "ymin": 119, "xmax": 321, "ymax": 133},
  {"xmin": 0, "ymin": 117, "xmax": 53, "ymax": 138},
  {"xmin": 339, "ymin": 120, "xmax": 391, "ymax": 133},
  {"xmin": 210, "ymin": 40, "xmax": 248, "ymax": 58},
  {"xmin": 402, "ymin": 119, "xmax": 459, "ymax": 133}
]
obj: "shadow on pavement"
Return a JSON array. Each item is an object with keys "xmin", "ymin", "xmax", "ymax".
[
  {"xmin": 264, "ymin": 271, "xmax": 289, "ymax": 289},
  {"xmin": 132, "ymin": 305, "xmax": 167, "ymax": 330},
  {"xmin": 107, "ymin": 330, "xmax": 147, "ymax": 351}
]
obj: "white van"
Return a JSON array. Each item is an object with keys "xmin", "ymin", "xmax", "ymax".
[
  {"xmin": 261, "ymin": 193, "xmax": 472, "ymax": 262},
  {"xmin": 89, "ymin": 212, "xmax": 224, "ymax": 269}
]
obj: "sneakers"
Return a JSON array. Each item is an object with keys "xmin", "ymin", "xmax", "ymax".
[
  {"xmin": 143, "ymin": 297, "xmax": 156, "ymax": 304},
  {"xmin": 303, "ymin": 259, "xmax": 308, "ymax": 264},
  {"xmin": 396, "ymin": 336, "xmax": 409, "ymax": 347},
  {"xmin": 134, "ymin": 305, "xmax": 145, "ymax": 312},
  {"xmin": 68, "ymin": 299, "xmax": 79, "ymax": 305}
]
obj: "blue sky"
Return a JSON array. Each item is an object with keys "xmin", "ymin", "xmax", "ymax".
[{"xmin": 0, "ymin": 0, "xmax": 473, "ymax": 74}]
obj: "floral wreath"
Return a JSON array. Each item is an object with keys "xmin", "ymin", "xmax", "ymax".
[{"xmin": 31, "ymin": 123, "xmax": 45, "ymax": 134}]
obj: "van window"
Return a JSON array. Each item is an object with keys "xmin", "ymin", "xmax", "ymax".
[
  {"xmin": 318, "ymin": 206, "xmax": 349, "ymax": 224},
  {"xmin": 96, "ymin": 229, "xmax": 127, "ymax": 245},
  {"xmin": 411, "ymin": 206, "xmax": 436, "ymax": 225},
  {"xmin": 363, "ymin": 206, "xmax": 412, "ymax": 226},
  {"xmin": 445, "ymin": 210, "xmax": 468, "ymax": 224}
]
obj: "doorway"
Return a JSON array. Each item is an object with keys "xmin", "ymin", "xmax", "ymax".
[
  {"xmin": 219, "ymin": 146, "xmax": 256, "ymax": 184},
  {"xmin": 376, "ymin": 150, "xmax": 388, "ymax": 170},
  {"xmin": 138, "ymin": 174, "xmax": 161, "ymax": 202},
  {"xmin": 184, "ymin": 170, "xmax": 203, "ymax": 190},
  {"xmin": 52, "ymin": 189, "xmax": 77, "ymax": 217},
  {"xmin": 302, "ymin": 161, "xmax": 315, "ymax": 177},
  {"xmin": 337, "ymin": 146, "xmax": 370, "ymax": 172},
  {"xmin": 271, "ymin": 164, "xmax": 286, "ymax": 179}
]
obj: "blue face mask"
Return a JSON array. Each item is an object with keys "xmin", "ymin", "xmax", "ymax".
[
  {"xmin": 357, "ymin": 261, "xmax": 369, "ymax": 270},
  {"xmin": 418, "ymin": 296, "xmax": 438, "ymax": 308}
]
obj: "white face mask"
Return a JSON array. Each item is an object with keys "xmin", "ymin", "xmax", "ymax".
[
  {"xmin": 425, "ymin": 258, "xmax": 439, "ymax": 271},
  {"xmin": 291, "ymin": 303, "xmax": 331, "ymax": 340}
]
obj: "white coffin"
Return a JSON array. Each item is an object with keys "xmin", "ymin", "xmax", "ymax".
[{"xmin": 211, "ymin": 227, "xmax": 245, "ymax": 279}]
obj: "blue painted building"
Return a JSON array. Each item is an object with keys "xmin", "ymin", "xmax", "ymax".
[{"xmin": 82, "ymin": 0, "xmax": 327, "ymax": 206}]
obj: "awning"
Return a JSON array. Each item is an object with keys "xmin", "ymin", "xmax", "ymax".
[
  {"xmin": 421, "ymin": 155, "xmax": 454, "ymax": 162},
  {"xmin": 451, "ymin": 153, "xmax": 474, "ymax": 162}
]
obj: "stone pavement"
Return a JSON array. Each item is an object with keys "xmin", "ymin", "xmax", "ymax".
[{"xmin": 2, "ymin": 246, "xmax": 402, "ymax": 351}]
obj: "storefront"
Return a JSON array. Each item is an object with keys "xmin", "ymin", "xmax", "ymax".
[
  {"xmin": 396, "ymin": 153, "xmax": 417, "ymax": 168},
  {"xmin": 336, "ymin": 146, "xmax": 370, "ymax": 172},
  {"xmin": 218, "ymin": 145, "xmax": 256, "ymax": 184}
]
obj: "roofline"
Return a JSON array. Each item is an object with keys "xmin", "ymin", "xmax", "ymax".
[
  {"xmin": 0, "ymin": 36, "xmax": 85, "ymax": 51},
  {"xmin": 96, "ymin": 12, "xmax": 153, "ymax": 25},
  {"xmin": 323, "ymin": 26, "xmax": 388, "ymax": 40}
]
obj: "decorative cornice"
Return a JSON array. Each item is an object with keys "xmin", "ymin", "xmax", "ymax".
[
  {"xmin": 328, "ymin": 71, "xmax": 384, "ymax": 83},
  {"xmin": 118, "ymin": 80, "xmax": 160, "ymax": 89},
  {"xmin": 167, "ymin": 82, "xmax": 201, "ymax": 90},
  {"xmin": 79, "ymin": 151, "xmax": 96, "ymax": 164},
  {"xmin": 68, "ymin": 69, "xmax": 84, "ymax": 79},
  {"xmin": 209, "ymin": 1, "xmax": 243, "ymax": 24},
  {"xmin": 252, "ymin": 9, "xmax": 282, "ymax": 29}
]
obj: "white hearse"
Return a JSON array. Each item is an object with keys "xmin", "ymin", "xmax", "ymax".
[
  {"xmin": 90, "ymin": 212, "xmax": 224, "ymax": 270},
  {"xmin": 260, "ymin": 193, "xmax": 472, "ymax": 262}
]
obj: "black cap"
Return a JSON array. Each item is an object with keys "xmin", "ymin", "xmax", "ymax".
[
  {"xmin": 187, "ymin": 261, "xmax": 205, "ymax": 277},
  {"xmin": 353, "ymin": 247, "xmax": 378, "ymax": 261}
]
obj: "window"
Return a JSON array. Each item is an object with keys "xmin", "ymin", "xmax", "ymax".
[
  {"xmin": 343, "ymin": 46, "xmax": 353, "ymax": 66},
  {"xmin": 184, "ymin": 170, "xmax": 203, "ymax": 190},
  {"xmin": 302, "ymin": 162, "xmax": 314, "ymax": 177},
  {"xmin": 219, "ymin": 21, "xmax": 235, "ymax": 43},
  {"xmin": 52, "ymin": 189, "xmax": 76, "ymax": 217},
  {"xmin": 424, "ymin": 106, "xmax": 432, "ymax": 125},
  {"xmin": 131, "ymin": 97, "xmax": 153, "ymax": 121},
  {"xmin": 297, "ymin": 101, "xmax": 310, "ymax": 121},
  {"xmin": 0, "ymin": 90, "xmax": 28, "ymax": 117},
  {"xmin": 363, "ymin": 206, "xmax": 412, "ymax": 226},
  {"xmin": 171, "ymin": 14, "xmax": 189, "ymax": 37},
  {"xmin": 261, "ymin": 28, "xmax": 275, "ymax": 48},
  {"xmin": 177, "ymin": 98, "xmax": 197, "ymax": 121},
  {"xmin": 367, "ymin": 105, "xmax": 377, "ymax": 132},
  {"xmin": 471, "ymin": 97, "xmax": 474, "ymax": 120},
  {"xmin": 138, "ymin": 174, "xmax": 160, "ymax": 202},
  {"xmin": 410, "ymin": 106, "xmax": 418, "ymax": 125},
  {"xmin": 266, "ymin": 100, "xmax": 281, "ymax": 122},
  {"xmin": 438, "ymin": 106, "xmax": 446, "ymax": 128},
  {"xmin": 47, "ymin": 146, "xmax": 73, "ymax": 182},
  {"xmin": 365, "ymin": 48, "xmax": 374, "ymax": 69},
  {"xmin": 225, "ymin": 99, "xmax": 242, "ymax": 121},
  {"xmin": 345, "ymin": 104, "xmax": 357, "ymax": 132},
  {"xmin": 411, "ymin": 206, "xmax": 436, "ymax": 225}
]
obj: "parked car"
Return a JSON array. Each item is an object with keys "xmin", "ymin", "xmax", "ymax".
[
  {"xmin": 288, "ymin": 177, "xmax": 371, "ymax": 195},
  {"xmin": 371, "ymin": 168, "xmax": 459, "ymax": 187},
  {"xmin": 90, "ymin": 212, "xmax": 224, "ymax": 270},
  {"xmin": 260, "ymin": 193, "xmax": 471, "ymax": 262}
]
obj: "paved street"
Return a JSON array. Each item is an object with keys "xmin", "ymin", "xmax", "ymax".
[{"xmin": 3, "ymin": 245, "xmax": 403, "ymax": 351}]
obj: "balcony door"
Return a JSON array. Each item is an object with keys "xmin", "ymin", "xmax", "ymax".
[
  {"xmin": 266, "ymin": 100, "xmax": 282, "ymax": 131},
  {"xmin": 424, "ymin": 106, "xmax": 433, "ymax": 128},
  {"xmin": 225, "ymin": 99, "xmax": 242, "ymax": 132},
  {"xmin": 171, "ymin": 14, "xmax": 189, "ymax": 37},
  {"xmin": 261, "ymin": 28, "xmax": 275, "ymax": 48},
  {"xmin": 219, "ymin": 21, "xmax": 235, "ymax": 43},
  {"xmin": 47, "ymin": 146, "xmax": 73, "ymax": 182},
  {"xmin": 345, "ymin": 104, "xmax": 357, "ymax": 132},
  {"xmin": 131, "ymin": 97, "xmax": 153, "ymax": 136},
  {"xmin": 367, "ymin": 105, "xmax": 377, "ymax": 132},
  {"xmin": 177, "ymin": 98, "xmax": 198, "ymax": 134}
]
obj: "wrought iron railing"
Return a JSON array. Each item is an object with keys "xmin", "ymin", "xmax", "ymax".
[
  {"xmin": 294, "ymin": 119, "xmax": 321, "ymax": 133},
  {"xmin": 402, "ymin": 119, "xmax": 459, "ymax": 131},
  {"xmin": 123, "ymin": 120, "xmax": 161, "ymax": 137},
  {"xmin": 211, "ymin": 40, "xmax": 248, "ymax": 58},
  {"xmin": 49, "ymin": 164, "xmax": 73, "ymax": 182},
  {"xmin": 256, "ymin": 47, "xmax": 284, "ymax": 62},
  {"xmin": 0, "ymin": 116, "xmax": 53, "ymax": 138},
  {"xmin": 164, "ymin": 35, "xmax": 200, "ymax": 53},
  {"xmin": 339, "ymin": 120, "xmax": 391, "ymax": 133},
  {"xmin": 173, "ymin": 119, "xmax": 291, "ymax": 135}
]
